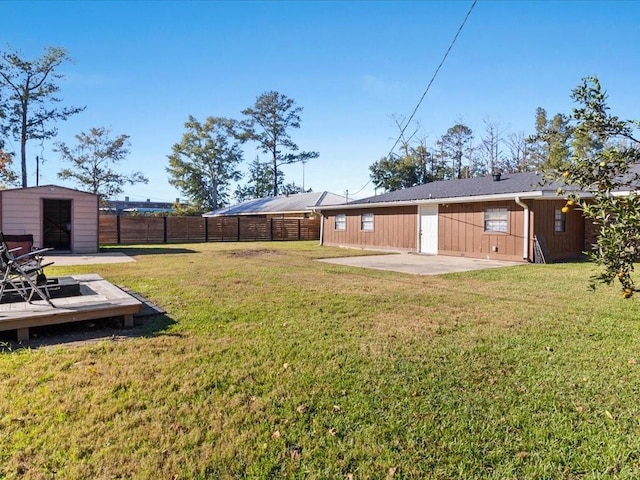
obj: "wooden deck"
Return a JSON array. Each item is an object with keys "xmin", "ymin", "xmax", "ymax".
[{"xmin": 0, "ymin": 274, "xmax": 143, "ymax": 341}]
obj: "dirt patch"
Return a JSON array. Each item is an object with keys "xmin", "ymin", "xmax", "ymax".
[{"xmin": 226, "ymin": 249, "xmax": 280, "ymax": 257}]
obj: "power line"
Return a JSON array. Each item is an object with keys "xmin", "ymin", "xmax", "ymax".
[
  {"xmin": 388, "ymin": 0, "xmax": 477, "ymax": 157},
  {"xmin": 350, "ymin": 0, "xmax": 478, "ymax": 197}
]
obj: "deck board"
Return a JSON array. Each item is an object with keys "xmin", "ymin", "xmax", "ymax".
[{"xmin": 0, "ymin": 274, "xmax": 143, "ymax": 340}]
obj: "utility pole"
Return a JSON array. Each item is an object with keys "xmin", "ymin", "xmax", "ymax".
[{"xmin": 302, "ymin": 159, "xmax": 307, "ymax": 191}]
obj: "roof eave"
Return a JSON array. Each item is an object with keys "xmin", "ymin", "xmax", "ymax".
[{"xmin": 313, "ymin": 190, "xmax": 551, "ymax": 211}]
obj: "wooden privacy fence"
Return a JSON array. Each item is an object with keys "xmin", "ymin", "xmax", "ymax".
[{"xmin": 99, "ymin": 215, "xmax": 321, "ymax": 245}]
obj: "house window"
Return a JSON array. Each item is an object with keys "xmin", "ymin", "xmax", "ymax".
[
  {"xmin": 335, "ymin": 213, "xmax": 346, "ymax": 231},
  {"xmin": 554, "ymin": 208, "xmax": 566, "ymax": 233},
  {"xmin": 361, "ymin": 213, "xmax": 374, "ymax": 231},
  {"xmin": 484, "ymin": 208, "xmax": 508, "ymax": 233}
]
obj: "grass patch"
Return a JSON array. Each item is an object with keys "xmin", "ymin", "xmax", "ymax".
[{"xmin": 2, "ymin": 241, "xmax": 640, "ymax": 478}]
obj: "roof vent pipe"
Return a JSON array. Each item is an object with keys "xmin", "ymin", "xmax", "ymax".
[{"xmin": 492, "ymin": 172, "xmax": 501, "ymax": 182}]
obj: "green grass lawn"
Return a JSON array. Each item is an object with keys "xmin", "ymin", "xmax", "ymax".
[{"xmin": 2, "ymin": 241, "xmax": 640, "ymax": 479}]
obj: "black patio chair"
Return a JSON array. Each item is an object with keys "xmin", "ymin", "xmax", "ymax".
[{"xmin": 0, "ymin": 232, "xmax": 55, "ymax": 307}]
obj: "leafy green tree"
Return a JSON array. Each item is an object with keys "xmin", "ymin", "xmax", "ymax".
[
  {"xmin": 369, "ymin": 155, "xmax": 405, "ymax": 192},
  {"xmin": 0, "ymin": 101, "xmax": 18, "ymax": 186},
  {"xmin": 546, "ymin": 76, "xmax": 640, "ymax": 297},
  {"xmin": 167, "ymin": 116, "xmax": 243, "ymax": 211},
  {"xmin": 281, "ymin": 182, "xmax": 309, "ymax": 195},
  {"xmin": 0, "ymin": 150, "xmax": 18, "ymax": 187},
  {"xmin": 0, "ymin": 46, "xmax": 85, "ymax": 187},
  {"xmin": 438, "ymin": 123, "xmax": 474, "ymax": 179},
  {"xmin": 370, "ymin": 136, "xmax": 447, "ymax": 192},
  {"xmin": 527, "ymin": 107, "xmax": 573, "ymax": 170},
  {"xmin": 234, "ymin": 157, "xmax": 282, "ymax": 202},
  {"xmin": 56, "ymin": 127, "xmax": 147, "ymax": 201},
  {"xmin": 241, "ymin": 91, "xmax": 319, "ymax": 196},
  {"xmin": 369, "ymin": 154, "xmax": 425, "ymax": 192},
  {"xmin": 170, "ymin": 201, "xmax": 204, "ymax": 216}
]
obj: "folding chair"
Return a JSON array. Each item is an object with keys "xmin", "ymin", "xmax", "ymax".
[{"xmin": 0, "ymin": 232, "xmax": 55, "ymax": 307}]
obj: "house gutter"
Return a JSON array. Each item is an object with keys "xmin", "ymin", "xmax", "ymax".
[
  {"xmin": 515, "ymin": 196, "xmax": 530, "ymax": 261},
  {"xmin": 319, "ymin": 212, "xmax": 324, "ymax": 246}
]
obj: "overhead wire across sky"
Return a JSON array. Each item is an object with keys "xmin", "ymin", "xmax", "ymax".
[{"xmin": 349, "ymin": 0, "xmax": 478, "ymax": 198}]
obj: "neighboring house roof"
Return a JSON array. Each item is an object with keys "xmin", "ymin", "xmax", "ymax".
[
  {"xmin": 203, "ymin": 191, "xmax": 346, "ymax": 217},
  {"xmin": 106, "ymin": 199, "xmax": 175, "ymax": 213},
  {"xmin": 316, "ymin": 172, "xmax": 577, "ymax": 211}
]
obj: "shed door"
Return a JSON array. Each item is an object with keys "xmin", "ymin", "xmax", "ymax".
[
  {"xmin": 43, "ymin": 199, "xmax": 72, "ymax": 250},
  {"xmin": 419, "ymin": 205, "xmax": 438, "ymax": 254}
]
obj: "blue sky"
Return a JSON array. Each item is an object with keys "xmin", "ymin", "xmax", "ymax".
[{"xmin": 2, "ymin": 0, "xmax": 639, "ymax": 202}]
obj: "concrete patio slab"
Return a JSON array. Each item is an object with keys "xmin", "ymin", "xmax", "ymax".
[
  {"xmin": 318, "ymin": 253, "xmax": 525, "ymax": 275},
  {"xmin": 43, "ymin": 252, "xmax": 136, "ymax": 266}
]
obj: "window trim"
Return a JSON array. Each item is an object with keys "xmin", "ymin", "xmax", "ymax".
[
  {"xmin": 361, "ymin": 212, "xmax": 374, "ymax": 231},
  {"xmin": 335, "ymin": 213, "xmax": 346, "ymax": 231},
  {"xmin": 554, "ymin": 207, "xmax": 566, "ymax": 234},
  {"xmin": 484, "ymin": 207, "xmax": 508, "ymax": 233}
]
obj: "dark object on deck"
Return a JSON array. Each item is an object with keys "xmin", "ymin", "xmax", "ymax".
[
  {"xmin": 533, "ymin": 235, "xmax": 552, "ymax": 264},
  {"xmin": 0, "ymin": 232, "xmax": 56, "ymax": 306}
]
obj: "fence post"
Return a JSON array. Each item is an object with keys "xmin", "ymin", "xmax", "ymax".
[
  {"xmin": 163, "ymin": 216, "xmax": 168, "ymax": 243},
  {"xmin": 237, "ymin": 217, "xmax": 241, "ymax": 242},
  {"xmin": 270, "ymin": 218, "xmax": 273, "ymax": 240},
  {"xmin": 298, "ymin": 219, "xmax": 301, "ymax": 240},
  {"xmin": 116, "ymin": 214, "xmax": 121, "ymax": 244},
  {"xmin": 205, "ymin": 217, "xmax": 209, "ymax": 242}
]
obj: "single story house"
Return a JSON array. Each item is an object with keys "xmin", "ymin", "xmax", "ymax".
[
  {"xmin": 315, "ymin": 172, "xmax": 591, "ymax": 263},
  {"xmin": 203, "ymin": 191, "xmax": 346, "ymax": 218},
  {"xmin": 0, "ymin": 185, "xmax": 99, "ymax": 253}
]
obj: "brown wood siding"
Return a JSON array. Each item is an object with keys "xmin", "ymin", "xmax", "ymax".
[
  {"xmin": 531, "ymin": 199, "xmax": 585, "ymax": 261},
  {"xmin": 1, "ymin": 186, "xmax": 99, "ymax": 253},
  {"xmin": 322, "ymin": 206, "xmax": 417, "ymax": 251},
  {"xmin": 438, "ymin": 201, "xmax": 526, "ymax": 261},
  {"xmin": 323, "ymin": 198, "xmax": 587, "ymax": 262}
]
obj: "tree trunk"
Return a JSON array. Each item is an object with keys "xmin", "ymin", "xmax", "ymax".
[
  {"xmin": 21, "ymin": 102, "xmax": 28, "ymax": 188},
  {"xmin": 272, "ymin": 153, "xmax": 278, "ymax": 197}
]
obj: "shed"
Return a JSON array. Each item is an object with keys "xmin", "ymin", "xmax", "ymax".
[{"xmin": 0, "ymin": 185, "xmax": 99, "ymax": 253}]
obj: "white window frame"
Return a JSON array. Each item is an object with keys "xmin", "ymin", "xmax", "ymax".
[
  {"xmin": 335, "ymin": 213, "xmax": 346, "ymax": 231},
  {"xmin": 361, "ymin": 213, "xmax": 374, "ymax": 231},
  {"xmin": 554, "ymin": 208, "xmax": 566, "ymax": 233},
  {"xmin": 484, "ymin": 208, "xmax": 508, "ymax": 233}
]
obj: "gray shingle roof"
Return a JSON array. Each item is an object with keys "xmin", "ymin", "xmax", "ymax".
[
  {"xmin": 203, "ymin": 191, "xmax": 345, "ymax": 216},
  {"xmin": 348, "ymin": 171, "xmax": 561, "ymax": 205}
]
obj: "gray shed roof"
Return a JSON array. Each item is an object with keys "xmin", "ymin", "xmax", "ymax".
[{"xmin": 203, "ymin": 191, "xmax": 345, "ymax": 217}]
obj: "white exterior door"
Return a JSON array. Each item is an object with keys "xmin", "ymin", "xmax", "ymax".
[{"xmin": 419, "ymin": 205, "xmax": 438, "ymax": 254}]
